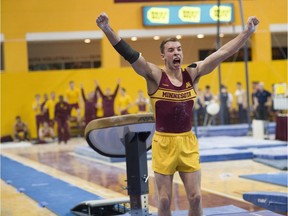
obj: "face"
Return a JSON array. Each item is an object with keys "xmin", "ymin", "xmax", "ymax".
[
  {"xmin": 69, "ymin": 82, "xmax": 75, "ymax": 89},
  {"xmin": 161, "ymin": 41, "xmax": 183, "ymax": 70}
]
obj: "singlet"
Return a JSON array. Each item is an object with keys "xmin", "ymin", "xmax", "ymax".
[{"xmin": 149, "ymin": 69, "xmax": 197, "ymax": 133}]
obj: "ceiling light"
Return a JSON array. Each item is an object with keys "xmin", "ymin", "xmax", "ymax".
[
  {"xmin": 220, "ymin": 33, "xmax": 224, "ymax": 38},
  {"xmin": 176, "ymin": 35, "xmax": 182, "ymax": 39},
  {"xmin": 84, "ymin": 39, "xmax": 91, "ymax": 43},
  {"xmin": 131, "ymin": 37, "xmax": 137, "ymax": 41},
  {"xmin": 197, "ymin": 34, "xmax": 204, "ymax": 39},
  {"xmin": 153, "ymin": 36, "xmax": 160, "ymax": 40}
]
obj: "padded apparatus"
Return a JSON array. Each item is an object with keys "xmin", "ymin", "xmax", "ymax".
[{"xmin": 114, "ymin": 39, "xmax": 140, "ymax": 64}]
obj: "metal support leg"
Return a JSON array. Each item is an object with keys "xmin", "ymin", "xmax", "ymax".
[{"xmin": 122, "ymin": 131, "xmax": 150, "ymax": 216}]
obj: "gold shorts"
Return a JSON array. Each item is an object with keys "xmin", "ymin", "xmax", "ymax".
[{"xmin": 152, "ymin": 131, "xmax": 200, "ymax": 175}]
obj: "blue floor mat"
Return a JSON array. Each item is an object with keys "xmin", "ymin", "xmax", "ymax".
[
  {"xmin": 239, "ymin": 172, "xmax": 288, "ymax": 187},
  {"xmin": 1, "ymin": 155, "xmax": 103, "ymax": 216},
  {"xmin": 200, "ymin": 148, "xmax": 253, "ymax": 162}
]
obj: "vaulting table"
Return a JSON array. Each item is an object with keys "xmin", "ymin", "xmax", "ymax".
[{"xmin": 85, "ymin": 113, "xmax": 155, "ymax": 216}]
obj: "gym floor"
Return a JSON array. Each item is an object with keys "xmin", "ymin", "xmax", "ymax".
[{"xmin": 1, "ymin": 137, "xmax": 286, "ymax": 215}]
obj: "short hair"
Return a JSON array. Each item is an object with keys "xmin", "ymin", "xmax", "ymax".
[
  {"xmin": 160, "ymin": 37, "xmax": 180, "ymax": 54},
  {"xmin": 236, "ymin": 82, "xmax": 242, "ymax": 85}
]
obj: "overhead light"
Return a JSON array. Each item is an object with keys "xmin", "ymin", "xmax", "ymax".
[
  {"xmin": 153, "ymin": 36, "xmax": 160, "ymax": 40},
  {"xmin": 131, "ymin": 36, "xmax": 137, "ymax": 41},
  {"xmin": 197, "ymin": 34, "xmax": 204, "ymax": 39},
  {"xmin": 176, "ymin": 35, "xmax": 182, "ymax": 39},
  {"xmin": 84, "ymin": 38, "xmax": 91, "ymax": 43}
]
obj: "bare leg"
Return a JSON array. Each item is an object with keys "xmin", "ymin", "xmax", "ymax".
[
  {"xmin": 179, "ymin": 170, "xmax": 202, "ymax": 216},
  {"xmin": 154, "ymin": 172, "xmax": 174, "ymax": 216}
]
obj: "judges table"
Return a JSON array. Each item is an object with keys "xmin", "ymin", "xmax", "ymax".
[{"xmin": 74, "ymin": 114, "xmax": 155, "ymax": 216}]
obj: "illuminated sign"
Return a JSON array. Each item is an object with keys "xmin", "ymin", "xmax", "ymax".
[{"xmin": 142, "ymin": 4, "xmax": 234, "ymax": 26}]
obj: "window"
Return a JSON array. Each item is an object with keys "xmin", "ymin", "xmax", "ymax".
[
  {"xmin": 271, "ymin": 32, "xmax": 287, "ymax": 60},
  {"xmin": 27, "ymin": 39, "xmax": 101, "ymax": 71}
]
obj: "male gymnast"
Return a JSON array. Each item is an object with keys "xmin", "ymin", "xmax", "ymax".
[{"xmin": 96, "ymin": 12, "xmax": 259, "ymax": 216}]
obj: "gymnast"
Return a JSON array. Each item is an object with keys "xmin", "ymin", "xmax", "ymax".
[{"xmin": 96, "ymin": 13, "xmax": 259, "ymax": 216}]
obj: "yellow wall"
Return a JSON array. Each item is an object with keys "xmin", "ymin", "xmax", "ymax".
[{"xmin": 1, "ymin": 0, "xmax": 287, "ymax": 137}]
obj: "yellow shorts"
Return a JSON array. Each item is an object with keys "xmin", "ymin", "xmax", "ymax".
[{"xmin": 152, "ymin": 131, "xmax": 200, "ymax": 175}]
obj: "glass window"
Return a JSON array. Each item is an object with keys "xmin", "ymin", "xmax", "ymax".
[{"xmin": 27, "ymin": 39, "xmax": 101, "ymax": 71}]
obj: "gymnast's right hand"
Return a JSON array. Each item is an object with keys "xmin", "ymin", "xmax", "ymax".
[{"xmin": 96, "ymin": 13, "xmax": 109, "ymax": 30}]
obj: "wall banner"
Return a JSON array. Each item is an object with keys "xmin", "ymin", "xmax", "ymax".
[{"xmin": 142, "ymin": 3, "xmax": 234, "ymax": 26}]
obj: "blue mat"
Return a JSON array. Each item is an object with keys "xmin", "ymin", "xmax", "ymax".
[
  {"xmin": 252, "ymin": 146, "xmax": 288, "ymax": 160},
  {"xmin": 239, "ymin": 172, "xmax": 288, "ymax": 187},
  {"xmin": 254, "ymin": 158, "xmax": 288, "ymax": 170},
  {"xmin": 243, "ymin": 192, "xmax": 287, "ymax": 214},
  {"xmin": 1, "ymin": 155, "xmax": 103, "ymax": 216},
  {"xmin": 196, "ymin": 122, "xmax": 276, "ymax": 137},
  {"xmin": 200, "ymin": 148, "xmax": 253, "ymax": 162}
]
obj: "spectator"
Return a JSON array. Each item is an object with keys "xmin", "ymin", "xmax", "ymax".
[
  {"xmin": 41, "ymin": 93, "xmax": 49, "ymax": 123},
  {"xmin": 253, "ymin": 82, "xmax": 272, "ymax": 120},
  {"xmin": 38, "ymin": 121, "xmax": 55, "ymax": 144},
  {"xmin": 96, "ymin": 80, "xmax": 119, "ymax": 117},
  {"xmin": 65, "ymin": 80, "xmax": 81, "ymax": 122},
  {"xmin": 118, "ymin": 87, "xmax": 133, "ymax": 115},
  {"xmin": 44, "ymin": 91, "xmax": 57, "ymax": 127},
  {"xmin": 32, "ymin": 94, "xmax": 43, "ymax": 139},
  {"xmin": 13, "ymin": 116, "xmax": 30, "ymax": 142},
  {"xmin": 96, "ymin": 91, "xmax": 104, "ymax": 118},
  {"xmin": 80, "ymin": 82, "xmax": 98, "ymax": 126},
  {"xmin": 135, "ymin": 89, "xmax": 150, "ymax": 113},
  {"xmin": 195, "ymin": 88, "xmax": 205, "ymax": 125},
  {"xmin": 234, "ymin": 82, "xmax": 247, "ymax": 123},
  {"xmin": 219, "ymin": 85, "xmax": 233, "ymax": 125},
  {"xmin": 203, "ymin": 85, "xmax": 215, "ymax": 125},
  {"xmin": 55, "ymin": 95, "xmax": 70, "ymax": 144}
]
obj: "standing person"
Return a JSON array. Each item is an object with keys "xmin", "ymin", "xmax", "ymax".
[
  {"xmin": 44, "ymin": 91, "xmax": 57, "ymax": 127},
  {"xmin": 218, "ymin": 85, "xmax": 233, "ymax": 125},
  {"xmin": 65, "ymin": 80, "xmax": 81, "ymax": 122},
  {"xmin": 80, "ymin": 83, "xmax": 98, "ymax": 126},
  {"xmin": 96, "ymin": 80, "xmax": 120, "ymax": 117},
  {"xmin": 13, "ymin": 116, "xmax": 30, "ymax": 142},
  {"xmin": 118, "ymin": 87, "xmax": 133, "ymax": 115},
  {"xmin": 203, "ymin": 85, "xmax": 215, "ymax": 126},
  {"xmin": 41, "ymin": 93, "xmax": 49, "ymax": 123},
  {"xmin": 54, "ymin": 95, "xmax": 70, "ymax": 144},
  {"xmin": 253, "ymin": 82, "xmax": 272, "ymax": 120},
  {"xmin": 96, "ymin": 13, "xmax": 259, "ymax": 216},
  {"xmin": 135, "ymin": 89, "xmax": 151, "ymax": 113},
  {"xmin": 251, "ymin": 81, "xmax": 259, "ymax": 118},
  {"xmin": 195, "ymin": 88, "xmax": 205, "ymax": 126},
  {"xmin": 234, "ymin": 82, "xmax": 247, "ymax": 123},
  {"xmin": 32, "ymin": 94, "xmax": 43, "ymax": 139}
]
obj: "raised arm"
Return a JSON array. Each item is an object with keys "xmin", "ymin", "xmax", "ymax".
[
  {"xmin": 189, "ymin": 16, "xmax": 260, "ymax": 83},
  {"xmin": 96, "ymin": 13, "xmax": 161, "ymax": 92}
]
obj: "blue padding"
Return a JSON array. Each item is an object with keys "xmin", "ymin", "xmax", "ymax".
[
  {"xmin": 243, "ymin": 192, "xmax": 287, "ymax": 214},
  {"xmin": 196, "ymin": 122, "xmax": 276, "ymax": 137},
  {"xmin": 136, "ymin": 205, "xmax": 248, "ymax": 216},
  {"xmin": 240, "ymin": 172, "xmax": 288, "ymax": 187},
  {"xmin": 1, "ymin": 155, "xmax": 103, "ymax": 216},
  {"xmin": 200, "ymin": 148, "xmax": 253, "ymax": 162},
  {"xmin": 254, "ymin": 158, "xmax": 288, "ymax": 170},
  {"xmin": 198, "ymin": 136, "xmax": 286, "ymax": 150},
  {"xmin": 252, "ymin": 147, "xmax": 288, "ymax": 159}
]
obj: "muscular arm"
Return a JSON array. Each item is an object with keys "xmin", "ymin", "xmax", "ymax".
[
  {"xmin": 96, "ymin": 13, "xmax": 160, "ymax": 93},
  {"xmin": 188, "ymin": 16, "xmax": 259, "ymax": 84}
]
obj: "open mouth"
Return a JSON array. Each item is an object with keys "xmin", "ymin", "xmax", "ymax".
[{"xmin": 173, "ymin": 59, "xmax": 181, "ymax": 65}]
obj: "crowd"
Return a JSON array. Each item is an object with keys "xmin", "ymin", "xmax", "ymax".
[
  {"xmin": 13, "ymin": 80, "xmax": 275, "ymax": 143},
  {"xmin": 195, "ymin": 81, "xmax": 274, "ymax": 126},
  {"xmin": 13, "ymin": 80, "xmax": 151, "ymax": 144}
]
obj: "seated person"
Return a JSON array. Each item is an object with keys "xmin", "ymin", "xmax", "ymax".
[
  {"xmin": 38, "ymin": 121, "xmax": 55, "ymax": 143},
  {"xmin": 14, "ymin": 116, "xmax": 30, "ymax": 142}
]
